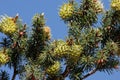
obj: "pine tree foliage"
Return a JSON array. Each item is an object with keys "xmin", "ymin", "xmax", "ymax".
[
  {"xmin": 0, "ymin": 70, "xmax": 10, "ymax": 80},
  {"xmin": 26, "ymin": 13, "xmax": 50, "ymax": 60},
  {"xmin": 0, "ymin": 0, "xmax": 120, "ymax": 80}
]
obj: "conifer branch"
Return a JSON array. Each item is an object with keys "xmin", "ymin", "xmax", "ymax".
[
  {"xmin": 43, "ymin": 71, "xmax": 46, "ymax": 80},
  {"xmin": 12, "ymin": 65, "xmax": 17, "ymax": 80},
  {"xmin": 62, "ymin": 66, "xmax": 71, "ymax": 78},
  {"xmin": 82, "ymin": 68, "xmax": 97, "ymax": 79}
]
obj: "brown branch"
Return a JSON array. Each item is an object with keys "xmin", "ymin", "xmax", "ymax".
[
  {"xmin": 3, "ymin": 46, "xmax": 6, "ymax": 53},
  {"xmin": 61, "ymin": 66, "xmax": 71, "ymax": 78},
  {"xmin": 82, "ymin": 68, "xmax": 97, "ymax": 79},
  {"xmin": 43, "ymin": 71, "xmax": 46, "ymax": 80},
  {"xmin": 11, "ymin": 65, "xmax": 17, "ymax": 80}
]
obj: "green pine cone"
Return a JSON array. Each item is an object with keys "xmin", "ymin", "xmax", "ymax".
[
  {"xmin": 0, "ymin": 15, "xmax": 17, "ymax": 35},
  {"xmin": 53, "ymin": 40, "xmax": 69, "ymax": 57},
  {"xmin": 46, "ymin": 61, "xmax": 60, "ymax": 75},
  {"xmin": 52, "ymin": 40, "xmax": 83, "ymax": 60},
  {"xmin": 0, "ymin": 51, "xmax": 9, "ymax": 64},
  {"xmin": 111, "ymin": 0, "xmax": 120, "ymax": 11},
  {"xmin": 59, "ymin": 3, "xmax": 74, "ymax": 20},
  {"xmin": 68, "ymin": 44, "xmax": 83, "ymax": 60}
]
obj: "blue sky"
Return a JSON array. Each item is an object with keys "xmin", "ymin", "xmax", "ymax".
[{"xmin": 0, "ymin": 0, "xmax": 120, "ymax": 80}]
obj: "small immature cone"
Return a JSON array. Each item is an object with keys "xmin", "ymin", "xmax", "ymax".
[
  {"xmin": 44, "ymin": 26, "xmax": 50, "ymax": 34},
  {"xmin": 93, "ymin": 0, "xmax": 97, "ymax": 2},
  {"xmin": 19, "ymin": 31, "xmax": 24, "ymax": 36},
  {"xmin": 100, "ymin": 59, "xmax": 104, "ymax": 63},
  {"xmin": 18, "ymin": 24, "xmax": 26, "ymax": 38},
  {"xmin": 95, "ymin": 42, "xmax": 99, "ymax": 48},
  {"xmin": 95, "ymin": 28, "xmax": 100, "ymax": 37},
  {"xmin": 114, "ymin": 65, "xmax": 119, "ymax": 69},
  {"xmin": 97, "ymin": 59, "xmax": 104, "ymax": 64},
  {"xmin": 106, "ymin": 26, "xmax": 111, "ymax": 30},
  {"xmin": 97, "ymin": 59, "xmax": 101, "ymax": 64},
  {"xmin": 12, "ymin": 13, "xmax": 19, "ymax": 23},
  {"xmin": 66, "ymin": 38, "xmax": 74, "ymax": 46},
  {"xmin": 30, "ymin": 74, "xmax": 36, "ymax": 80},
  {"xmin": 12, "ymin": 42, "xmax": 17, "ymax": 48},
  {"xmin": 43, "ymin": 26, "xmax": 51, "ymax": 40},
  {"xmin": 18, "ymin": 31, "xmax": 24, "ymax": 38}
]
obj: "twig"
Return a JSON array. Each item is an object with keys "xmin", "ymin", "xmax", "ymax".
[
  {"xmin": 81, "ymin": 68, "xmax": 97, "ymax": 79},
  {"xmin": 43, "ymin": 71, "xmax": 46, "ymax": 80},
  {"xmin": 11, "ymin": 65, "xmax": 17, "ymax": 80},
  {"xmin": 62, "ymin": 66, "xmax": 71, "ymax": 78}
]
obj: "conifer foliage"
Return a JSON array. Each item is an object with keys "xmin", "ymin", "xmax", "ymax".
[{"xmin": 0, "ymin": 0, "xmax": 120, "ymax": 80}]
